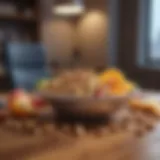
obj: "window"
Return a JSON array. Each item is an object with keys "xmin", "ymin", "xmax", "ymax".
[
  {"xmin": 150, "ymin": 0, "xmax": 160, "ymax": 60},
  {"xmin": 138, "ymin": 0, "xmax": 160, "ymax": 66}
]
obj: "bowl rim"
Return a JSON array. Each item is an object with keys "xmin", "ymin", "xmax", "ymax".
[{"xmin": 36, "ymin": 91, "xmax": 132, "ymax": 102}]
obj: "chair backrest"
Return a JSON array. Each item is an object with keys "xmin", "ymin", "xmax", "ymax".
[{"xmin": 6, "ymin": 43, "xmax": 50, "ymax": 90}]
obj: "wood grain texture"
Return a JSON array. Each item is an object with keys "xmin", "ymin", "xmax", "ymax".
[
  {"xmin": 26, "ymin": 124, "xmax": 160, "ymax": 160},
  {"xmin": 0, "ymin": 129, "xmax": 75, "ymax": 160},
  {"xmin": 1, "ymin": 92, "xmax": 160, "ymax": 160}
]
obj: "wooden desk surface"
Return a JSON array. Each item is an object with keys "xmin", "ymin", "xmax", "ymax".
[
  {"xmin": 1, "ymin": 92, "xmax": 160, "ymax": 160},
  {"xmin": 25, "ymin": 92, "xmax": 160, "ymax": 160},
  {"xmin": 1, "ymin": 124, "xmax": 159, "ymax": 160},
  {"xmin": 26, "ymin": 124, "xmax": 160, "ymax": 160}
]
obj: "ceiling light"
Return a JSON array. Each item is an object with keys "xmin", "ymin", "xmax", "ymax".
[{"xmin": 53, "ymin": 0, "xmax": 84, "ymax": 16}]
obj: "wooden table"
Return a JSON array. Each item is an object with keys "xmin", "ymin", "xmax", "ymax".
[
  {"xmin": 1, "ymin": 124, "xmax": 159, "ymax": 160},
  {"xmin": 25, "ymin": 124, "xmax": 160, "ymax": 160},
  {"xmin": 1, "ymin": 92, "xmax": 160, "ymax": 160}
]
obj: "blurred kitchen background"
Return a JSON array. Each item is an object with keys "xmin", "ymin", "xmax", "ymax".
[{"xmin": 0, "ymin": 0, "xmax": 159, "ymax": 91}]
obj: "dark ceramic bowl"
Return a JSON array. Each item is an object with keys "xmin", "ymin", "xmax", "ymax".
[{"xmin": 38, "ymin": 91, "xmax": 131, "ymax": 119}]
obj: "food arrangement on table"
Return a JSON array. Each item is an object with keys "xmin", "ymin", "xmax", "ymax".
[
  {"xmin": 8, "ymin": 89, "xmax": 51, "ymax": 117},
  {"xmin": 38, "ymin": 68, "xmax": 135, "ymax": 97},
  {"xmin": 0, "ymin": 68, "xmax": 160, "ymax": 137}
]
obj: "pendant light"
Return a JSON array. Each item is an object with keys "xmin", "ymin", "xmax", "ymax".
[{"xmin": 53, "ymin": 0, "xmax": 85, "ymax": 16}]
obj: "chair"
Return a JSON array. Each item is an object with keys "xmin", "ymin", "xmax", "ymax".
[{"xmin": 5, "ymin": 43, "xmax": 50, "ymax": 90}]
